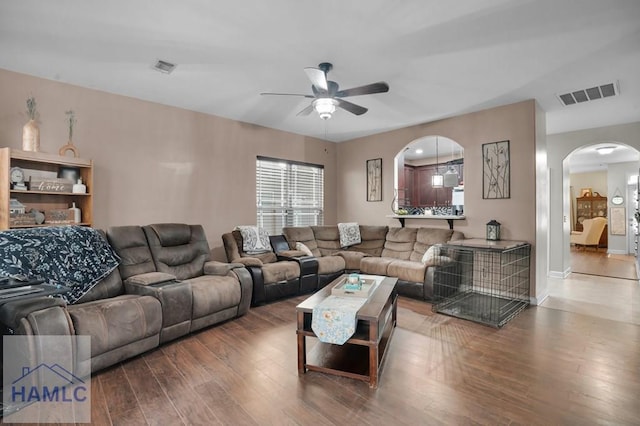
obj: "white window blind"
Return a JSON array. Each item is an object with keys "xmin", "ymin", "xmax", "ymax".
[{"xmin": 256, "ymin": 156, "xmax": 324, "ymax": 235}]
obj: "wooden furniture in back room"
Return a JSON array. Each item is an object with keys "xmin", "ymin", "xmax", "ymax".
[{"xmin": 575, "ymin": 192, "xmax": 607, "ymax": 232}]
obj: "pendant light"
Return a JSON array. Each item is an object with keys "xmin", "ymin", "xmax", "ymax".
[
  {"xmin": 444, "ymin": 139, "xmax": 460, "ymax": 188},
  {"xmin": 432, "ymin": 136, "xmax": 444, "ymax": 188}
]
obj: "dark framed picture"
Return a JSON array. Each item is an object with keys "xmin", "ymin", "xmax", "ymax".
[
  {"xmin": 366, "ymin": 158, "xmax": 382, "ymax": 202},
  {"xmin": 482, "ymin": 140, "xmax": 510, "ymax": 199}
]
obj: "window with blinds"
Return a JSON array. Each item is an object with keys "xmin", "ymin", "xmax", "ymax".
[{"xmin": 256, "ymin": 156, "xmax": 324, "ymax": 235}]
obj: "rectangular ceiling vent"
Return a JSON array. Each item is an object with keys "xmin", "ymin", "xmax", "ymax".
[
  {"xmin": 557, "ymin": 81, "xmax": 619, "ymax": 106},
  {"xmin": 152, "ymin": 59, "xmax": 177, "ymax": 74}
]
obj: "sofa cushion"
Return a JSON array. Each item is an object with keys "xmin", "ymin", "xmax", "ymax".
[
  {"xmin": 387, "ymin": 260, "xmax": 427, "ymax": 283},
  {"xmin": 296, "ymin": 242, "xmax": 313, "ymax": 257},
  {"xmin": 261, "ymin": 261, "xmax": 300, "ymax": 284},
  {"xmin": 311, "ymin": 226, "xmax": 342, "ymax": 256},
  {"xmin": 346, "ymin": 225, "xmax": 388, "ymax": 256},
  {"xmin": 150, "ymin": 223, "xmax": 192, "ymax": 247},
  {"xmin": 336, "ymin": 251, "xmax": 370, "ymax": 270},
  {"xmin": 144, "ymin": 224, "xmax": 210, "ymax": 280},
  {"xmin": 316, "ymin": 255, "xmax": 346, "ymax": 274},
  {"xmin": 410, "ymin": 228, "xmax": 455, "ymax": 262},
  {"xmin": 68, "ymin": 294, "xmax": 162, "ymax": 357},
  {"xmin": 421, "ymin": 244, "xmax": 441, "ymax": 264},
  {"xmin": 359, "ymin": 257, "xmax": 394, "ymax": 276},
  {"xmin": 107, "ymin": 225, "xmax": 157, "ymax": 280},
  {"xmin": 186, "ymin": 275, "xmax": 242, "ymax": 319},
  {"xmin": 283, "ymin": 227, "xmax": 322, "ymax": 257},
  {"xmin": 381, "ymin": 227, "xmax": 417, "ymax": 260}
]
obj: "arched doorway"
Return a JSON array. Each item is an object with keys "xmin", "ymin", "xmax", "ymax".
[
  {"xmin": 393, "ymin": 135, "xmax": 464, "ymax": 214},
  {"xmin": 564, "ymin": 142, "xmax": 640, "ymax": 279}
]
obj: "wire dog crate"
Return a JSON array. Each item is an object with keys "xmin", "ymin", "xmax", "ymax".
[{"xmin": 432, "ymin": 239, "xmax": 531, "ymax": 328}]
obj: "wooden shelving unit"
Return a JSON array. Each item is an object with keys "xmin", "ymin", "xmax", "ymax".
[{"xmin": 0, "ymin": 148, "xmax": 93, "ymax": 230}]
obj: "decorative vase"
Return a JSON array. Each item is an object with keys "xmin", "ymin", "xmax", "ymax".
[{"xmin": 22, "ymin": 119, "xmax": 40, "ymax": 152}]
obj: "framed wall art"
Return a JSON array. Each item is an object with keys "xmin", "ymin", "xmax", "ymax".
[
  {"xmin": 482, "ymin": 140, "xmax": 510, "ymax": 199},
  {"xmin": 610, "ymin": 207, "xmax": 626, "ymax": 235},
  {"xmin": 366, "ymin": 158, "xmax": 382, "ymax": 202}
]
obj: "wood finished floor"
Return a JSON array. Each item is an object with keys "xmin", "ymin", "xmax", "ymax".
[
  {"xmin": 57, "ymin": 292, "xmax": 640, "ymax": 425},
  {"xmin": 570, "ymin": 246, "xmax": 638, "ymax": 280}
]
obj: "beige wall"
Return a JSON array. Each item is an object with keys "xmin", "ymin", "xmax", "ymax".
[
  {"xmin": 0, "ymin": 69, "xmax": 338, "ymax": 260},
  {"xmin": 336, "ymin": 100, "xmax": 540, "ymax": 295}
]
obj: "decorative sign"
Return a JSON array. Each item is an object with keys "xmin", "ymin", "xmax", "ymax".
[{"xmin": 29, "ymin": 178, "xmax": 74, "ymax": 193}]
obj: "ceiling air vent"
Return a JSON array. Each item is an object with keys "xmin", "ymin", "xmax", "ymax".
[
  {"xmin": 557, "ymin": 81, "xmax": 619, "ymax": 106},
  {"xmin": 152, "ymin": 59, "xmax": 177, "ymax": 74}
]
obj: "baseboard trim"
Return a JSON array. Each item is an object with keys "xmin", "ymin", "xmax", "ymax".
[
  {"xmin": 607, "ymin": 249, "xmax": 628, "ymax": 255},
  {"xmin": 530, "ymin": 292, "xmax": 549, "ymax": 306},
  {"xmin": 548, "ymin": 267, "xmax": 571, "ymax": 279}
]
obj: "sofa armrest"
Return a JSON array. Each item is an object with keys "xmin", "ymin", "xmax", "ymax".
[
  {"xmin": 124, "ymin": 272, "xmax": 177, "ymax": 287},
  {"xmin": 0, "ymin": 297, "xmax": 72, "ymax": 335},
  {"xmin": 0, "ymin": 297, "xmax": 67, "ymax": 333},
  {"xmin": 234, "ymin": 257, "xmax": 264, "ymax": 267},
  {"xmin": 276, "ymin": 249, "xmax": 308, "ymax": 258},
  {"xmin": 203, "ymin": 260, "xmax": 245, "ymax": 276}
]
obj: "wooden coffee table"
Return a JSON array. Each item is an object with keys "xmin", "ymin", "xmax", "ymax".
[{"xmin": 296, "ymin": 275, "xmax": 398, "ymax": 388}]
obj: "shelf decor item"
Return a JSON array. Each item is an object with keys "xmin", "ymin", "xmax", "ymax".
[
  {"xmin": 486, "ymin": 219, "xmax": 501, "ymax": 241},
  {"xmin": 22, "ymin": 97, "xmax": 40, "ymax": 152},
  {"xmin": 59, "ymin": 110, "xmax": 79, "ymax": 157}
]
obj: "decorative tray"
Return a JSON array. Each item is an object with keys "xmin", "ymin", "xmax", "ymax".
[{"xmin": 331, "ymin": 276, "xmax": 378, "ymax": 298}]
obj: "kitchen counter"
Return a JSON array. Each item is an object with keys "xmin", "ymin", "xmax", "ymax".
[{"xmin": 386, "ymin": 214, "xmax": 466, "ymax": 229}]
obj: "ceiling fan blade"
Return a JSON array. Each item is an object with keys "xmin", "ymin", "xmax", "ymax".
[
  {"xmin": 296, "ymin": 104, "xmax": 315, "ymax": 116},
  {"xmin": 336, "ymin": 99, "xmax": 368, "ymax": 115},
  {"xmin": 304, "ymin": 67, "xmax": 328, "ymax": 92},
  {"xmin": 260, "ymin": 92, "xmax": 315, "ymax": 98},
  {"xmin": 335, "ymin": 82, "xmax": 389, "ymax": 98}
]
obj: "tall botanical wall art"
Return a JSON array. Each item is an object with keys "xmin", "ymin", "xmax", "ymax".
[
  {"xmin": 482, "ymin": 140, "xmax": 510, "ymax": 199},
  {"xmin": 367, "ymin": 158, "xmax": 382, "ymax": 201}
]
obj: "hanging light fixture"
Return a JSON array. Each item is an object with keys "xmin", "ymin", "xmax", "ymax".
[
  {"xmin": 313, "ymin": 98, "xmax": 338, "ymax": 120},
  {"xmin": 444, "ymin": 138, "xmax": 460, "ymax": 187},
  {"xmin": 432, "ymin": 136, "xmax": 444, "ymax": 188}
]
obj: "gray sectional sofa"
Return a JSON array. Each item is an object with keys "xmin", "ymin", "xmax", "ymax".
[
  {"xmin": 282, "ymin": 225, "xmax": 465, "ymax": 301},
  {"xmin": 0, "ymin": 224, "xmax": 252, "ymax": 374}
]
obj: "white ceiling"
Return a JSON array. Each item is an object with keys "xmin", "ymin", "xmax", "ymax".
[
  {"xmin": 568, "ymin": 143, "xmax": 639, "ymax": 173},
  {"xmin": 1, "ymin": 0, "xmax": 639, "ymax": 143}
]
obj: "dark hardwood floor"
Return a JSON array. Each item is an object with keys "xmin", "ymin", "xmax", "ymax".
[{"xmin": 67, "ymin": 296, "xmax": 640, "ymax": 425}]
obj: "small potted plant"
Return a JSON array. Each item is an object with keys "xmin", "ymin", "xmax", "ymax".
[{"xmin": 22, "ymin": 96, "xmax": 40, "ymax": 152}]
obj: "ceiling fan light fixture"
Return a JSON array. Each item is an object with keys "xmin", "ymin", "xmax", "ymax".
[{"xmin": 313, "ymin": 98, "xmax": 337, "ymax": 120}]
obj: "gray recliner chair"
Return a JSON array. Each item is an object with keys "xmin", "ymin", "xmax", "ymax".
[{"xmin": 108, "ymin": 223, "xmax": 252, "ymax": 343}]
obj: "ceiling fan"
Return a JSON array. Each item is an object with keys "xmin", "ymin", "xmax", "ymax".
[{"xmin": 261, "ymin": 62, "xmax": 389, "ymax": 120}]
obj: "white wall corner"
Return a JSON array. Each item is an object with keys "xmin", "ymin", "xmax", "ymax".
[
  {"xmin": 548, "ymin": 267, "xmax": 571, "ymax": 279},
  {"xmin": 530, "ymin": 292, "xmax": 549, "ymax": 306}
]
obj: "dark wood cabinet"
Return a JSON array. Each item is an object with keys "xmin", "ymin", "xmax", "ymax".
[
  {"xmin": 398, "ymin": 161, "xmax": 463, "ymax": 208},
  {"xmin": 575, "ymin": 193, "xmax": 607, "ymax": 231}
]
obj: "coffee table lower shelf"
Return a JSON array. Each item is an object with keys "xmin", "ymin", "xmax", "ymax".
[{"xmin": 296, "ymin": 290, "xmax": 397, "ymax": 388}]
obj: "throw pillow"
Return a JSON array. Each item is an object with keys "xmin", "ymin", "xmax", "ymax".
[
  {"xmin": 296, "ymin": 242, "xmax": 313, "ymax": 256},
  {"xmin": 421, "ymin": 244, "xmax": 441, "ymax": 264},
  {"xmin": 338, "ymin": 222, "xmax": 361, "ymax": 248},
  {"xmin": 235, "ymin": 226, "xmax": 272, "ymax": 254}
]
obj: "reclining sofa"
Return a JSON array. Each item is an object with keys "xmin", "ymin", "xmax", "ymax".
[
  {"xmin": 282, "ymin": 225, "xmax": 465, "ymax": 301},
  {"xmin": 0, "ymin": 224, "xmax": 252, "ymax": 374}
]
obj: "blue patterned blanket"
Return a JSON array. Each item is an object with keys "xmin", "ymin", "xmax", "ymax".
[{"xmin": 0, "ymin": 226, "xmax": 120, "ymax": 304}]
